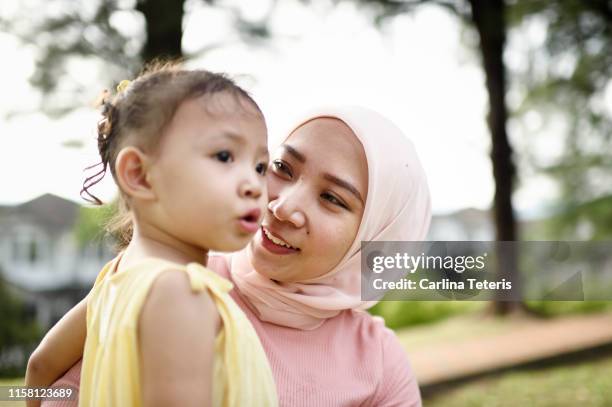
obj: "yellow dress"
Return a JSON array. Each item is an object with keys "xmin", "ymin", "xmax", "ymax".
[{"xmin": 79, "ymin": 256, "xmax": 277, "ymax": 407}]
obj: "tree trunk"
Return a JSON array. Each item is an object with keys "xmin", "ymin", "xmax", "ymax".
[
  {"xmin": 137, "ymin": 0, "xmax": 185, "ymax": 62},
  {"xmin": 468, "ymin": 0, "xmax": 522, "ymax": 314}
]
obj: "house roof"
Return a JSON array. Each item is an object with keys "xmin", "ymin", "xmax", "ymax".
[{"xmin": 0, "ymin": 193, "xmax": 79, "ymax": 234}]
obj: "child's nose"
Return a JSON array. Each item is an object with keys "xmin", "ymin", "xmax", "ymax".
[{"xmin": 239, "ymin": 179, "xmax": 262, "ymax": 199}]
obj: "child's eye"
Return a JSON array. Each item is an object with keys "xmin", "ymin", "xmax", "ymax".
[
  {"xmin": 214, "ymin": 151, "xmax": 233, "ymax": 163},
  {"xmin": 256, "ymin": 162, "xmax": 267, "ymax": 175},
  {"xmin": 321, "ymin": 192, "xmax": 348, "ymax": 209},
  {"xmin": 271, "ymin": 160, "xmax": 292, "ymax": 177}
]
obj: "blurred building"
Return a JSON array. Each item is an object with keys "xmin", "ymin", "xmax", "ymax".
[
  {"xmin": 427, "ymin": 208, "xmax": 495, "ymax": 241},
  {"xmin": 0, "ymin": 194, "xmax": 113, "ymax": 330}
]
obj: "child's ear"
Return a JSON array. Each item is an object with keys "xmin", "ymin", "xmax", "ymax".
[{"xmin": 115, "ymin": 147, "xmax": 156, "ymax": 201}]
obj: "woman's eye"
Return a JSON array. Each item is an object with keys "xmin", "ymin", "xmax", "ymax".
[
  {"xmin": 272, "ymin": 160, "xmax": 292, "ymax": 177},
  {"xmin": 321, "ymin": 192, "xmax": 348, "ymax": 209},
  {"xmin": 256, "ymin": 162, "xmax": 267, "ymax": 175},
  {"xmin": 214, "ymin": 151, "xmax": 233, "ymax": 163}
]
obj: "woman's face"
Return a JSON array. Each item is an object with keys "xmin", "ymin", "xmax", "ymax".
[{"xmin": 247, "ymin": 118, "xmax": 368, "ymax": 282}]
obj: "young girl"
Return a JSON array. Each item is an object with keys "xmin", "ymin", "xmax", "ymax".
[{"xmin": 25, "ymin": 63, "xmax": 278, "ymax": 406}]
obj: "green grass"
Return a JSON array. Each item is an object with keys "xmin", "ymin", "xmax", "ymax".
[
  {"xmin": 0, "ymin": 378, "xmax": 23, "ymax": 385},
  {"xmin": 0, "ymin": 378, "xmax": 25, "ymax": 407},
  {"xmin": 526, "ymin": 301, "xmax": 612, "ymax": 317},
  {"xmin": 395, "ymin": 313, "xmax": 524, "ymax": 350},
  {"xmin": 424, "ymin": 355, "xmax": 612, "ymax": 407},
  {"xmin": 396, "ymin": 310, "xmax": 612, "ymax": 406},
  {"xmin": 4, "ymin": 356, "xmax": 612, "ymax": 406},
  {"xmin": 369, "ymin": 301, "xmax": 485, "ymax": 329}
]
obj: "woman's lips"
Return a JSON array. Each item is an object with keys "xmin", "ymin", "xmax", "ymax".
[{"xmin": 260, "ymin": 226, "xmax": 300, "ymax": 255}]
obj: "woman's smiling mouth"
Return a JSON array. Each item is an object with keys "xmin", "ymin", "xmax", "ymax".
[{"xmin": 261, "ymin": 226, "xmax": 300, "ymax": 254}]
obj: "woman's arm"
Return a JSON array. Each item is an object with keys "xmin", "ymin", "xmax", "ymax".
[
  {"xmin": 25, "ymin": 296, "xmax": 88, "ymax": 407},
  {"xmin": 138, "ymin": 271, "xmax": 219, "ymax": 407}
]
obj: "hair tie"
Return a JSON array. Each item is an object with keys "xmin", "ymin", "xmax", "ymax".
[{"xmin": 116, "ymin": 79, "xmax": 131, "ymax": 93}]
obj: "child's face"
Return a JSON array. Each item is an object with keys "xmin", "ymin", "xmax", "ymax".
[{"xmin": 148, "ymin": 92, "xmax": 269, "ymax": 253}]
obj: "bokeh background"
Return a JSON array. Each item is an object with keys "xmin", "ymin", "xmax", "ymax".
[{"xmin": 1, "ymin": 0, "xmax": 611, "ymax": 405}]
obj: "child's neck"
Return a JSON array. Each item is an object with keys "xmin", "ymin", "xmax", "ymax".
[{"xmin": 120, "ymin": 223, "xmax": 209, "ymax": 269}]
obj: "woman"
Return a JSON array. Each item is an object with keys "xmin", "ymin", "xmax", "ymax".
[{"xmin": 43, "ymin": 105, "xmax": 431, "ymax": 406}]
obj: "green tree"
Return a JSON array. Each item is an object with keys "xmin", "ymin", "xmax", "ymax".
[
  {"xmin": 355, "ymin": 0, "xmax": 612, "ymax": 313},
  {"xmin": 0, "ymin": 0, "xmax": 271, "ymax": 116},
  {"xmin": 509, "ymin": 0, "xmax": 612, "ymax": 240},
  {"xmin": 0, "ymin": 276, "xmax": 41, "ymax": 377},
  {"xmin": 348, "ymin": 0, "xmax": 522, "ymax": 314},
  {"xmin": 73, "ymin": 203, "xmax": 117, "ymax": 247}
]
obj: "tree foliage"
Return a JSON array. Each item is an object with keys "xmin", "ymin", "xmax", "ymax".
[
  {"xmin": 508, "ymin": 0, "xmax": 612, "ymax": 239},
  {"xmin": 73, "ymin": 203, "xmax": 117, "ymax": 247},
  {"xmin": 0, "ymin": 0, "xmax": 144, "ymax": 116},
  {"xmin": 0, "ymin": 276, "xmax": 41, "ymax": 376},
  {"xmin": 0, "ymin": 0, "xmax": 274, "ymax": 117}
]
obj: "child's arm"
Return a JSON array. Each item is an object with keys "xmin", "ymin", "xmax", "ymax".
[
  {"xmin": 25, "ymin": 296, "xmax": 88, "ymax": 407},
  {"xmin": 139, "ymin": 271, "xmax": 219, "ymax": 407}
]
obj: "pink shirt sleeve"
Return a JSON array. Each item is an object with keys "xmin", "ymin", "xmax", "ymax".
[
  {"xmin": 372, "ymin": 327, "xmax": 422, "ymax": 407},
  {"xmin": 40, "ymin": 359, "xmax": 82, "ymax": 407}
]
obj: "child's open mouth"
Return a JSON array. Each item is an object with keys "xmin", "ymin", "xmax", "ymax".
[{"xmin": 238, "ymin": 209, "xmax": 261, "ymax": 233}]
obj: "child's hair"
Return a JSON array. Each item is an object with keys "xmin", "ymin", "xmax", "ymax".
[{"xmin": 81, "ymin": 61, "xmax": 263, "ymax": 249}]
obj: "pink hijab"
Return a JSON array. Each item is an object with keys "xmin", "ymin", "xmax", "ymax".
[{"xmin": 231, "ymin": 106, "xmax": 432, "ymax": 330}]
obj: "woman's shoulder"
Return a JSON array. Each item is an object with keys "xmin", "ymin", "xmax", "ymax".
[
  {"xmin": 337, "ymin": 310, "xmax": 411, "ymax": 370},
  {"xmin": 327, "ymin": 310, "xmax": 398, "ymax": 359},
  {"xmin": 340, "ymin": 310, "xmax": 421, "ymax": 405},
  {"xmin": 341, "ymin": 309, "xmax": 389, "ymax": 339},
  {"xmin": 207, "ymin": 253, "xmax": 232, "ymax": 279}
]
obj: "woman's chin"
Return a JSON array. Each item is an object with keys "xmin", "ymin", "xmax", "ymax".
[{"xmin": 248, "ymin": 235, "xmax": 295, "ymax": 281}]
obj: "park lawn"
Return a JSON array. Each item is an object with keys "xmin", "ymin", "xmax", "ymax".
[
  {"xmin": 3, "ymin": 358, "xmax": 612, "ymax": 406},
  {"xmin": 0, "ymin": 378, "xmax": 25, "ymax": 407},
  {"xmin": 0, "ymin": 378, "xmax": 23, "ymax": 385},
  {"xmin": 396, "ymin": 311, "xmax": 612, "ymax": 406},
  {"xmin": 395, "ymin": 313, "xmax": 521, "ymax": 350},
  {"xmin": 423, "ymin": 355, "xmax": 612, "ymax": 407}
]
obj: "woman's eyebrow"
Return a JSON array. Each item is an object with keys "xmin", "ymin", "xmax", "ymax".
[
  {"xmin": 323, "ymin": 173, "xmax": 364, "ymax": 206},
  {"xmin": 281, "ymin": 144, "xmax": 306, "ymax": 163}
]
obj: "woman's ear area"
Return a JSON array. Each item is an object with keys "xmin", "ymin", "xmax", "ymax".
[{"xmin": 114, "ymin": 146, "xmax": 157, "ymax": 201}]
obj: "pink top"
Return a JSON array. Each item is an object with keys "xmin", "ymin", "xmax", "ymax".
[{"xmin": 43, "ymin": 256, "xmax": 421, "ymax": 407}]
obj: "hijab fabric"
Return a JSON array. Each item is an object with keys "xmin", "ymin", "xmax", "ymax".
[{"xmin": 231, "ymin": 106, "xmax": 432, "ymax": 330}]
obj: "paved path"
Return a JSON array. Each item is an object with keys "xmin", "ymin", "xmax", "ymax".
[{"xmin": 405, "ymin": 313, "xmax": 612, "ymax": 386}]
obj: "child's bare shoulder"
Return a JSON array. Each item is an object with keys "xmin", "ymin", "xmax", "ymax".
[
  {"xmin": 141, "ymin": 269, "xmax": 219, "ymax": 325},
  {"xmin": 150, "ymin": 268, "xmax": 198, "ymax": 293},
  {"xmin": 138, "ymin": 268, "xmax": 219, "ymax": 392}
]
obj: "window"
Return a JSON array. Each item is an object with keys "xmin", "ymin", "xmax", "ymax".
[
  {"xmin": 28, "ymin": 240, "xmax": 38, "ymax": 263},
  {"xmin": 12, "ymin": 239, "xmax": 20, "ymax": 261}
]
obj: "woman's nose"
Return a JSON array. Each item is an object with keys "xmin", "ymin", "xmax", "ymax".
[{"xmin": 268, "ymin": 195, "xmax": 306, "ymax": 228}]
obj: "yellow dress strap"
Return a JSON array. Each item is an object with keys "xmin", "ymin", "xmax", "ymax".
[
  {"xmin": 92, "ymin": 255, "xmax": 121, "ymax": 287},
  {"xmin": 184, "ymin": 262, "xmax": 234, "ymax": 296}
]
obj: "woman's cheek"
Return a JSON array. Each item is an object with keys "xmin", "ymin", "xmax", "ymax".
[
  {"xmin": 322, "ymin": 218, "xmax": 353, "ymax": 249},
  {"xmin": 336, "ymin": 214, "xmax": 361, "ymax": 250}
]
